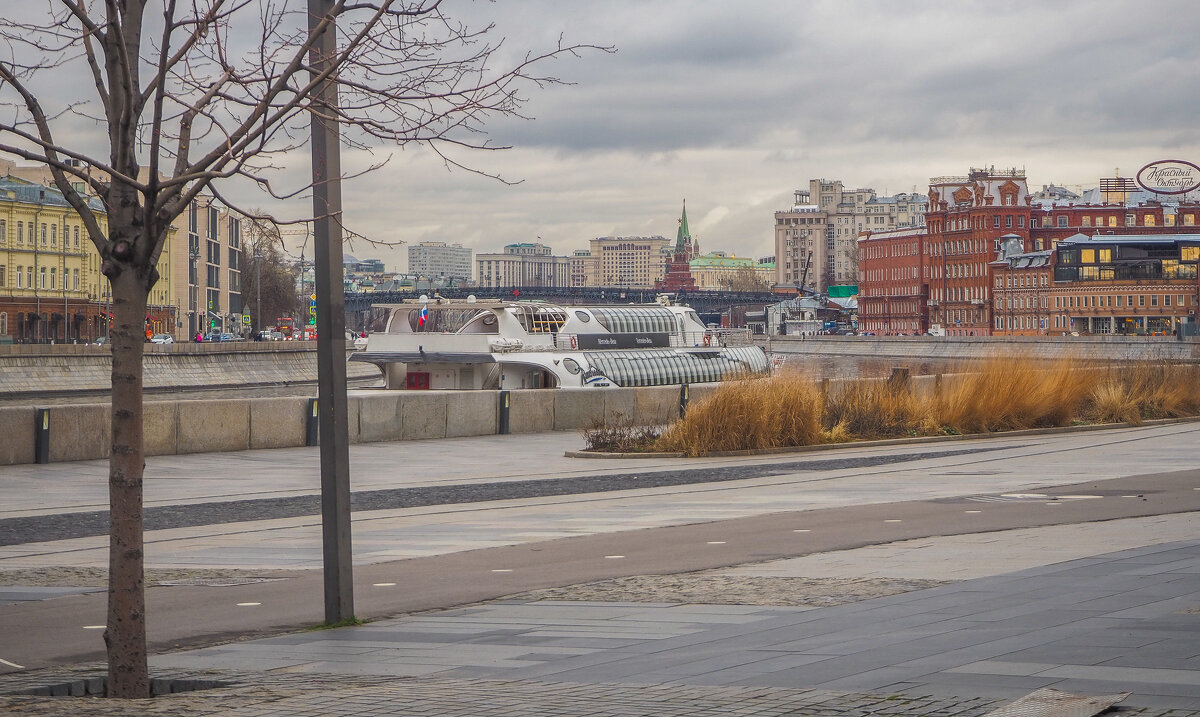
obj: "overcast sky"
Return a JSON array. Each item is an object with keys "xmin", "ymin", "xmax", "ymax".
[
  {"xmin": 10, "ymin": 1, "xmax": 1200, "ymax": 273},
  {"xmin": 336, "ymin": 0, "xmax": 1200, "ymax": 272}
]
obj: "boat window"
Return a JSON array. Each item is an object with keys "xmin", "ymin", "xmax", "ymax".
[
  {"xmin": 515, "ymin": 306, "xmax": 568, "ymax": 333},
  {"xmin": 562, "ymin": 358, "xmax": 582, "ymax": 375},
  {"xmin": 574, "ymin": 311, "xmax": 591, "ymax": 323},
  {"xmin": 590, "ymin": 307, "xmax": 677, "ymax": 334},
  {"xmin": 459, "ymin": 311, "xmax": 499, "ymax": 334}
]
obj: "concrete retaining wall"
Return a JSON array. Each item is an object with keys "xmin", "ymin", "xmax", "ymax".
[
  {"xmin": 763, "ymin": 334, "xmax": 1200, "ymax": 362},
  {"xmin": 13, "ymin": 347, "xmax": 1173, "ymax": 466},
  {"xmin": 6, "ymin": 385, "xmax": 718, "ymax": 467},
  {"xmin": 0, "ymin": 343, "xmax": 381, "ymax": 396}
]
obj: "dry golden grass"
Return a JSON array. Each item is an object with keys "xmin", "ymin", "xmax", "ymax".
[
  {"xmin": 822, "ymin": 379, "xmax": 925, "ymax": 439},
  {"xmin": 641, "ymin": 356, "xmax": 1200, "ymax": 456},
  {"xmin": 1084, "ymin": 362, "xmax": 1200, "ymax": 424},
  {"xmin": 656, "ymin": 375, "xmax": 823, "ymax": 456},
  {"xmin": 930, "ymin": 355, "xmax": 1087, "ymax": 434}
]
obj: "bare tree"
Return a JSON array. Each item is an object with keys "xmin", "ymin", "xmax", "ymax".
[
  {"xmin": 242, "ymin": 217, "xmax": 303, "ymax": 334},
  {"xmin": 728, "ymin": 265, "xmax": 769, "ymax": 293},
  {"xmin": 0, "ymin": 1, "xmax": 599, "ymax": 698}
]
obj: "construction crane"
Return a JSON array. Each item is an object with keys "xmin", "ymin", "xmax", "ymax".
[{"xmin": 798, "ymin": 250, "xmax": 813, "ymax": 295}]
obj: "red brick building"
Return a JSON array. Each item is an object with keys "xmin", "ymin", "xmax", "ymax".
[
  {"xmin": 990, "ymin": 235, "xmax": 1054, "ymax": 335},
  {"xmin": 857, "ymin": 169, "xmax": 1200, "ymax": 337},
  {"xmin": 924, "ymin": 168, "xmax": 1033, "ymax": 336},
  {"xmin": 856, "ymin": 227, "xmax": 927, "ymax": 335}
]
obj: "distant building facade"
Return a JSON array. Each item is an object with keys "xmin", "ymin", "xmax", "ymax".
[
  {"xmin": 858, "ymin": 166, "xmax": 1200, "ymax": 336},
  {"xmin": 181, "ymin": 195, "xmax": 243, "ymax": 338},
  {"xmin": 990, "ymin": 234, "xmax": 1053, "ymax": 336},
  {"xmin": 856, "ymin": 227, "xmax": 927, "ymax": 335},
  {"xmin": 776, "ymin": 180, "xmax": 927, "ymax": 293},
  {"xmin": 0, "ymin": 173, "xmax": 182, "ymax": 342},
  {"xmin": 1048, "ymin": 233, "xmax": 1198, "ymax": 336},
  {"xmin": 408, "ymin": 241, "xmax": 472, "ymax": 282},
  {"xmin": 583, "ymin": 235, "xmax": 670, "ymax": 288},
  {"xmin": 689, "ymin": 252, "xmax": 774, "ymax": 291},
  {"xmin": 774, "ymin": 195, "xmax": 827, "ymax": 293},
  {"xmin": 569, "ymin": 249, "xmax": 593, "ymax": 287},
  {"xmin": 476, "ymin": 242, "xmax": 570, "ymax": 288},
  {"xmin": 0, "ymin": 157, "xmax": 246, "ymax": 340}
]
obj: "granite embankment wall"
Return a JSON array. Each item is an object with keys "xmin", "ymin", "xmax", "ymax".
[
  {"xmin": 762, "ymin": 335, "xmax": 1200, "ymax": 362},
  {"xmin": 0, "ymin": 342, "xmax": 380, "ymax": 396},
  {"xmin": 0, "ymin": 384, "xmax": 722, "ymax": 466}
]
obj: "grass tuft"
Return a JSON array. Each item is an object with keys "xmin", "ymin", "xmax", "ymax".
[{"xmin": 588, "ymin": 356, "xmax": 1200, "ymax": 456}]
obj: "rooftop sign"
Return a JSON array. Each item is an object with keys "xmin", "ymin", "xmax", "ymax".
[{"xmin": 1136, "ymin": 160, "xmax": 1200, "ymax": 195}]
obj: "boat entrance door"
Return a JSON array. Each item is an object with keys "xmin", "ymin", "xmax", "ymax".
[{"xmin": 406, "ymin": 372, "xmax": 430, "ymax": 390}]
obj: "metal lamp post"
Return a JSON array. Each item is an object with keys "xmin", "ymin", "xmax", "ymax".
[
  {"xmin": 189, "ymin": 248, "xmax": 200, "ymax": 338},
  {"xmin": 255, "ymin": 246, "xmax": 263, "ymax": 335}
]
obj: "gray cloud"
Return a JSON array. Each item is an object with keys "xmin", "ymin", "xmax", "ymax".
[{"xmin": 8, "ymin": 0, "xmax": 1200, "ymax": 273}]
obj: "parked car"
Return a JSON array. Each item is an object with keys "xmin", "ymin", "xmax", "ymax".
[
  {"xmin": 150, "ymin": 333, "xmax": 174, "ymax": 344},
  {"xmin": 206, "ymin": 332, "xmax": 223, "ymax": 342}
]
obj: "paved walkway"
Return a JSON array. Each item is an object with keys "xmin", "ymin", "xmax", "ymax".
[{"xmin": 2, "ymin": 423, "xmax": 1200, "ymax": 714}]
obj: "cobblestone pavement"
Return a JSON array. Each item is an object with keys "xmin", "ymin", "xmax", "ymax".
[
  {"xmin": 2, "ymin": 671, "xmax": 1198, "ymax": 716},
  {"xmin": 509, "ymin": 575, "xmax": 951, "ymax": 608},
  {"xmin": 0, "ymin": 567, "xmax": 298, "ymax": 588}
]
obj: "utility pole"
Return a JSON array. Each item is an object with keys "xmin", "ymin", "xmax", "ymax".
[{"xmin": 308, "ymin": 0, "xmax": 354, "ymax": 624}]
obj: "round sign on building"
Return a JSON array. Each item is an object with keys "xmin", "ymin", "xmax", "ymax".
[{"xmin": 1136, "ymin": 160, "xmax": 1200, "ymax": 195}]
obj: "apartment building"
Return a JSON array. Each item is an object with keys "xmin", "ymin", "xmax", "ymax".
[
  {"xmin": 776, "ymin": 180, "xmax": 927, "ymax": 292},
  {"xmin": 408, "ymin": 241, "xmax": 473, "ymax": 282},
  {"xmin": 774, "ymin": 195, "xmax": 827, "ymax": 293}
]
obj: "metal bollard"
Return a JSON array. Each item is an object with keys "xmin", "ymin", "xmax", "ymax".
[
  {"xmin": 498, "ymin": 390, "xmax": 510, "ymax": 435},
  {"xmin": 35, "ymin": 408, "xmax": 50, "ymax": 464},
  {"xmin": 679, "ymin": 383, "xmax": 690, "ymax": 419},
  {"xmin": 305, "ymin": 398, "xmax": 319, "ymax": 446}
]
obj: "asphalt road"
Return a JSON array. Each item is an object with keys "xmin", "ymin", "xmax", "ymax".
[{"xmin": 3, "ymin": 467, "xmax": 1197, "ymax": 672}]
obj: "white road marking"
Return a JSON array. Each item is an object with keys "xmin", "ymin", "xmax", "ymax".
[
  {"xmin": 82, "ymin": 625, "xmax": 105, "ymax": 630},
  {"xmin": 491, "ymin": 569, "xmax": 512, "ymax": 573},
  {"xmin": 792, "ymin": 529, "xmax": 811, "ymax": 533},
  {"xmin": 0, "ymin": 658, "xmax": 24, "ymax": 669},
  {"xmin": 884, "ymin": 519, "xmax": 902, "ymax": 523},
  {"xmin": 372, "ymin": 582, "xmax": 396, "ymax": 587},
  {"xmin": 706, "ymin": 541, "xmax": 726, "ymax": 545},
  {"xmin": 604, "ymin": 555, "xmax": 625, "ymax": 559},
  {"xmin": 965, "ymin": 510, "xmax": 983, "ymax": 514},
  {"xmin": 236, "ymin": 602, "xmax": 261, "ymax": 607}
]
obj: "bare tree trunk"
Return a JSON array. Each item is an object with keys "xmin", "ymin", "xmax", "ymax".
[{"xmin": 105, "ymin": 268, "xmax": 149, "ymax": 699}]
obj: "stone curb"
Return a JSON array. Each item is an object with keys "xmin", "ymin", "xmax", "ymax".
[{"xmin": 565, "ymin": 414, "xmax": 1200, "ymax": 459}]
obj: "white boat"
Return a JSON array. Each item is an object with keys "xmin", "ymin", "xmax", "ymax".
[{"xmin": 351, "ymin": 299, "xmax": 769, "ymax": 390}]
